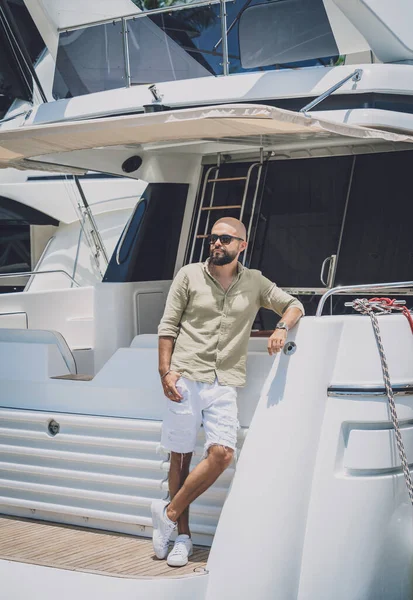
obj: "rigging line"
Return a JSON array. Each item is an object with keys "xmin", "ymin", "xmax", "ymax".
[
  {"xmin": 352, "ymin": 299, "xmax": 413, "ymax": 506},
  {"xmin": 331, "ymin": 155, "xmax": 356, "ymax": 287}
]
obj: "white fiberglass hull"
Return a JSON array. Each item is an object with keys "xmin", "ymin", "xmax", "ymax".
[{"xmin": 0, "ymin": 314, "xmax": 412, "ymax": 599}]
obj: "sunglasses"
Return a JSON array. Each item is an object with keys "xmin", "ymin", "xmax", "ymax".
[{"xmin": 208, "ymin": 234, "xmax": 244, "ymax": 246}]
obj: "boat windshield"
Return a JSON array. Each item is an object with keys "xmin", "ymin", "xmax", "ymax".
[{"xmin": 52, "ymin": 0, "xmax": 339, "ymax": 99}]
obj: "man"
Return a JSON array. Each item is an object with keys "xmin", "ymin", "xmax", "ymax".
[{"xmin": 152, "ymin": 217, "xmax": 304, "ymax": 566}]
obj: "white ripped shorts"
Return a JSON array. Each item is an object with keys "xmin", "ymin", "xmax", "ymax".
[{"xmin": 160, "ymin": 376, "xmax": 239, "ymax": 456}]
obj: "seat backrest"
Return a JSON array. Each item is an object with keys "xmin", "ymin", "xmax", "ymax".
[{"xmin": 130, "ymin": 334, "xmax": 158, "ymax": 349}]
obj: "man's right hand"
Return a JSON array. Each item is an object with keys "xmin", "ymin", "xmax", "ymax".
[{"xmin": 161, "ymin": 370, "xmax": 183, "ymax": 402}]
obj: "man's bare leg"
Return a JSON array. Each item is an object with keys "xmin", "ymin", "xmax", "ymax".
[
  {"xmin": 166, "ymin": 445, "xmax": 233, "ymax": 523},
  {"xmin": 168, "ymin": 452, "xmax": 192, "ymax": 535}
]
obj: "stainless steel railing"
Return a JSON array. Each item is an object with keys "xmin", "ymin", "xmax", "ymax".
[
  {"xmin": 0, "ymin": 270, "xmax": 80, "ymax": 288},
  {"xmin": 316, "ymin": 281, "xmax": 413, "ymax": 316}
]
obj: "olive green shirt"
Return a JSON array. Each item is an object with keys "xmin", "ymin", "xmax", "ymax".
[{"xmin": 158, "ymin": 261, "xmax": 304, "ymax": 387}]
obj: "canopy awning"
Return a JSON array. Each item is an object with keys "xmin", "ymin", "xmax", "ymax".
[{"xmin": 1, "ymin": 104, "xmax": 413, "ymax": 173}]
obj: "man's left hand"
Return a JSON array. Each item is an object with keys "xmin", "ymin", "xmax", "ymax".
[{"xmin": 268, "ymin": 329, "xmax": 287, "ymax": 355}]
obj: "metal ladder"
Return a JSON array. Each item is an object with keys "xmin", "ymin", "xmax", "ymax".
[{"xmin": 189, "ymin": 151, "xmax": 264, "ymax": 265}]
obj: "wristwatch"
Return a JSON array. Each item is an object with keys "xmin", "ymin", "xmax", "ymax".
[{"xmin": 275, "ymin": 321, "xmax": 289, "ymax": 332}]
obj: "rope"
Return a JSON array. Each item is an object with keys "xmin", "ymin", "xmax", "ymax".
[
  {"xmin": 369, "ymin": 297, "xmax": 413, "ymax": 334},
  {"xmin": 352, "ymin": 298, "xmax": 413, "ymax": 506}
]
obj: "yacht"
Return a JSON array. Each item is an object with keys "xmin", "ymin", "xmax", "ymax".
[{"xmin": 0, "ymin": 1, "xmax": 412, "ymax": 598}]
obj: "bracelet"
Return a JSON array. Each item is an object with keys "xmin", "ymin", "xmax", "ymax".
[{"xmin": 160, "ymin": 369, "xmax": 171, "ymax": 380}]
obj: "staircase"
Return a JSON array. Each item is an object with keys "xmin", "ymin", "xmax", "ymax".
[{"xmin": 188, "ymin": 153, "xmax": 265, "ymax": 265}]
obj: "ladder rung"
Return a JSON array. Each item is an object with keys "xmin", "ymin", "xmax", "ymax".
[
  {"xmin": 207, "ymin": 177, "xmax": 248, "ymax": 183},
  {"xmin": 196, "ymin": 235, "xmax": 209, "ymax": 239},
  {"xmin": 201, "ymin": 205, "xmax": 242, "ymax": 211}
]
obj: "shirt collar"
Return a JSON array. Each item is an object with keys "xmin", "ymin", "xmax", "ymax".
[{"xmin": 204, "ymin": 258, "xmax": 244, "ymax": 278}]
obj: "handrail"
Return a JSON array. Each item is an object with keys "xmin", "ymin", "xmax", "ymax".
[
  {"xmin": 320, "ymin": 255, "xmax": 336, "ymax": 287},
  {"xmin": 0, "ymin": 110, "xmax": 29, "ymax": 124},
  {"xmin": 61, "ymin": 0, "xmax": 223, "ymax": 31},
  {"xmin": 316, "ymin": 281, "xmax": 413, "ymax": 316},
  {"xmin": 25, "ymin": 235, "xmax": 55, "ymax": 292},
  {"xmin": 0, "ymin": 270, "xmax": 80, "ymax": 287}
]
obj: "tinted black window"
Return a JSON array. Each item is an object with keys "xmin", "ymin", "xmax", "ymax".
[
  {"xmin": 239, "ymin": 0, "xmax": 338, "ymax": 69},
  {"xmin": 251, "ymin": 151, "xmax": 413, "ymax": 289},
  {"xmin": 117, "ymin": 199, "xmax": 147, "ymax": 264},
  {"xmin": 104, "ymin": 183, "xmax": 188, "ymax": 282},
  {"xmin": 6, "ymin": 0, "xmax": 45, "ymax": 64},
  {"xmin": 0, "ymin": 222, "xmax": 30, "ymax": 274},
  {"xmin": 334, "ymin": 151, "xmax": 413, "ymax": 285},
  {"xmin": 250, "ymin": 156, "xmax": 353, "ymax": 287}
]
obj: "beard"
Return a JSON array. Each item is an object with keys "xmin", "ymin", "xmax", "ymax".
[{"xmin": 209, "ymin": 246, "xmax": 238, "ymax": 266}]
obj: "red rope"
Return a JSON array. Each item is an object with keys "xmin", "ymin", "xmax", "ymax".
[{"xmin": 369, "ymin": 297, "xmax": 413, "ymax": 334}]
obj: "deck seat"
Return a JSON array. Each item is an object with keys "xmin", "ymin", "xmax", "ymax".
[
  {"xmin": 129, "ymin": 333, "xmax": 158, "ymax": 348},
  {"xmin": 0, "ymin": 328, "xmax": 77, "ymax": 376}
]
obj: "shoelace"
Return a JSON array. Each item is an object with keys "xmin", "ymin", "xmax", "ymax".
[
  {"xmin": 170, "ymin": 541, "xmax": 188, "ymax": 556},
  {"xmin": 171, "ymin": 540, "xmax": 189, "ymax": 556}
]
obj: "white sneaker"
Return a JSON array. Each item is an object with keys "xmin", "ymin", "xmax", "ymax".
[
  {"xmin": 167, "ymin": 534, "xmax": 194, "ymax": 567},
  {"xmin": 151, "ymin": 499, "xmax": 177, "ymax": 559}
]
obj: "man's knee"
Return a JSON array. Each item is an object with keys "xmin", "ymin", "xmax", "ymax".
[{"xmin": 207, "ymin": 445, "xmax": 234, "ymax": 470}]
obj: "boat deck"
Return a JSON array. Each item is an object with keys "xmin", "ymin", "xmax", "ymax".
[{"xmin": 0, "ymin": 515, "xmax": 209, "ymax": 578}]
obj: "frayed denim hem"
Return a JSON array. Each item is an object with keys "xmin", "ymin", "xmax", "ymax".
[{"xmin": 202, "ymin": 442, "xmax": 238, "ymax": 464}]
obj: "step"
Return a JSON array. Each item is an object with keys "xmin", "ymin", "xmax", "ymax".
[
  {"xmin": 207, "ymin": 177, "xmax": 248, "ymax": 182},
  {"xmin": 201, "ymin": 204, "xmax": 241, "ymax": 211}
]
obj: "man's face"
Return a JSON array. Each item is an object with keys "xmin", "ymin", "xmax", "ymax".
[{"xmin": 209, "ymin": 226, "xmax": 246, "ymax": 266}]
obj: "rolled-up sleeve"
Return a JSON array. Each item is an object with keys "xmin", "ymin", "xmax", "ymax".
[
  {"xmin": 158, "ymin": 268, "xmax": 189, "ymax": 338},
  {"xmin": 259, "ymin": 275, "xmax": 305, "ymax": 317}
]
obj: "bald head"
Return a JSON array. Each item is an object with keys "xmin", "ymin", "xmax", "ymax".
[
  {"xmin": 209, "ymin": 217, "xmax": 248, "ymax": 266},
  {"xmin": 211, "ymin": 217, "xmax": 247, "ymax": 241}
]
